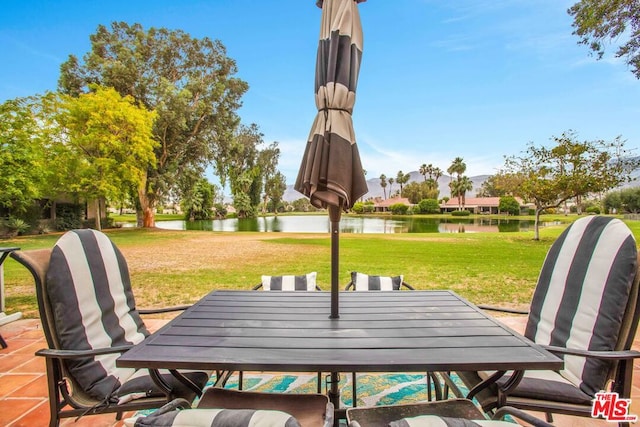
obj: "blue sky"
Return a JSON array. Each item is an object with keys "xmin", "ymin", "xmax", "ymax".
[{"xmin": 2, "ymin": 0, "xmax": 639, "ymax": 187}]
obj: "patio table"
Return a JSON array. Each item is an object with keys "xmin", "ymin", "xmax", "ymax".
[{"xmin": 117, "ymin": 290, "xmax": 562, "ymax": 419}]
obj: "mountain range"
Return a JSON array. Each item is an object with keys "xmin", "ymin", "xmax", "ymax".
[{"xmin": 283, "ymin": 172, "xmax": 491, "ymax": 202}]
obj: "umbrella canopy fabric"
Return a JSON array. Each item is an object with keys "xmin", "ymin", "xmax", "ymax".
[{"xmin": 295, "ymin": 0, "xmax": 368, "ymax": 216}]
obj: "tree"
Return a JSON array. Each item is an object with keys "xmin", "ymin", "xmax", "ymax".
[
  {"xmin": 477, "ymin": 175, "xmax": 507, "ymax": 197},
  {"xmin": 181, "ymin": 177, "xmax": 217, "ymax": 221},
  {"xmin": 418, "ymin": 164, "xmax": 429, "ymax": 181},
  {"xmin": 388, "ymin": 177, "xmax": 395, "ymax": 197},
  {"xmin": 224, "ymin": 124, "xmax": 265, "ymax": 218},
  {"xmin": 499, "ymin": 196, "xmax": 521, "ymax": 216},
  {"xmin": 458, "ymin": 176, "xmax": 474, "ymax": 209},
  {"xmin": 265, "ymin": 172, "xmax": 287, "ymax": 215},
  {"xmin": 53, "ymin": 87, "xmax": 157, "ymax": 230},
  {"xmin": 257, "ymin": 142, "xmax": 281, "ymax": 214},
  {"xmin": 0, "ymin": 97, "xmax": 47, "ymax": 215},
  {"xmin": 494, "ymin": 131, "xmax": 639, "ymax": 239},
  {"xmin": 568, "ymin": 0, "xmax": 640, "ymax": 79},
  {"xmin": 59, "ymin": 22, "xmax": 248, "ymax": 227},
  {"xmin": 404, "ymin": 181, "xmax": 438, "ymax": 204},
  {"xmin": 379, "ymin": 174, "xmax": 387, "ymax": 199},
  {"xmin": 396, "ymin": 170, "xmax": 410, "ymax": 197}
]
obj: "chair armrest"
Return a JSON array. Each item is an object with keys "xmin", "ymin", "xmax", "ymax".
[
  {"xmin": 494, "ymin": 406, "xmax": 553, "ymax": 427},
  {"xmin": 476, "ymin": 304, "xmax": 529, "ymax": 315},
  {"xmin": 542, "ymin": 345, "xmax": 640, "ymax": 360},
  {"xmin": 138, "ymin": 305, "xmax": 191, "ymax": 314},
  {"xmin": 35, "ymin": 345, "xmax": 133, "ymax": 359}
]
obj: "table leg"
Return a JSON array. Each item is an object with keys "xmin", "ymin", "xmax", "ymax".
[{"xmin": 328, "ymin": 372, "xmax": 341, "ymax": 426}]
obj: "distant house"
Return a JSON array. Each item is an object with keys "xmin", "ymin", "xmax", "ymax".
[
  {"xmin": 440, "ymin": 197, "xmax": 530, "ymax": 215},
  {"xmin": 373, "ymin": 197, "xmax": 412, "ymax": 212}
]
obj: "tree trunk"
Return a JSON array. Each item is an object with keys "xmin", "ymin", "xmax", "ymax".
[
  {"xmin": 95, "ymin": 199, "xmax": 102, "ymax": 231},
  {"xmin": 138, "ymin": 187, "xmax": 156, "ymax": 228},
  {"xmin": 534, "ymin": 208, "xmax": 542, "ymax": 241}
]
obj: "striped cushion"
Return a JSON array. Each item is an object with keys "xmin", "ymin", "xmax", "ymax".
[
  {"xmin": 524, "ymin": 216, "xmax": 637, "ymax": 396},
  {"xmin": 132, "ymin": 408, "xmax": 301, "ymax": 427},
  {"xmin": 46, "ymin": 229, "xmax": 149, "ymax": 400},
  {"xmin": 261, "ymin": 272, "xmax": 317, "ymax": 291},
  {"xmin": 352, "ymin": 271, "xmax": 403, "ymax": 291},
  {"xmin": 388, "ymin": 415, "xmax": 513, "ymax": 427}
]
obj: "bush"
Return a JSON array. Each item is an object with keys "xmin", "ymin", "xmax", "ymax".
[
  {"xmin": 389, "ymin": 203, "xmax": 408, "ymax": 215},
  {"xmin": 352, "ymin": 202, "xmax": 364, "ymax": 214},
  {"xmin": 585, "ymin": 206, "xmax": 601, "ymax": 214},
  {"xmin": 4, "ymin": 217, "xmax": 30, "ymax": 236},
  {"xmin": 55, "ymin": 203, "xmax": 84, "ymax": 230},
  {"xmin": 417, "ymin": 199, "xmax": 440, "ymax": 214},
  {"xmin": 498, "ymin": 196, "xmax": 520, "ymax": 216},
  {"xmin": 451, "ymin": 210, "xmax": 470, "ymax": 217}
]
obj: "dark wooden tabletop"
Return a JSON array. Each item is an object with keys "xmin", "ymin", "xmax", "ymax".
[{"xmin": 117, "ymin": 290, "xmax": 562, "ymax": 373}]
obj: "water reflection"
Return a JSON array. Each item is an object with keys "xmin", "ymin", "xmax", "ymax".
[{"xmin": 151, "ymin": 215, "xmax": 557, "ymax": 234}]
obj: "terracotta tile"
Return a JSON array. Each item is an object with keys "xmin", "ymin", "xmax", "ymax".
[
  {"xmin": 0, "ymin": 354, "xmax": 32, "ymax": 372},
  {"xmin": 2, "ymin": 339, "xmax": 39, "ymax": 354},
  {"xmin": 10, "ymin": 355, "xmax": 45, "ymax": 374},
  {"xmin": 8, "ymin": 374, "xmax": 47, "ymax": 398},
  {"xmin": 60, "ymin": 411, "xmax": 131, "ymax": 427},
  {"xmin": 0, "ymin": 398, "xmax": 44, "ymax": 426},
  {"xmin": 6, "ymin": 400, "xmax": 49, "ymax": 427},
  {"xmin": 14, "ymin": 340, "xmax": 46, "ymax": 355},
  {"xmin": 0, "ymin": 374, "xmax": 41, "ymax": 397}
]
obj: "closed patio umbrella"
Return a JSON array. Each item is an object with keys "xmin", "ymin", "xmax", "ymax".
[{"xmin": 295, "ymin": 0, "xmax": 368, "ymax": 321}]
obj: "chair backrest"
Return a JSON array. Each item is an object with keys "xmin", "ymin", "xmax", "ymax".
[
  {"xmin": 524, "ymin": 216, "xmax": 639, "ymax": 397},
  {"xmin": 345, "ymin": 271, "xmax": 413, "ymax": 291},
  {"xmin": 255, "ymin": 272, "xmax": 320, "ymax": 291},
  {"xmin": 13, "ymin": 229, "xmax": 149, "ymax": 400}
]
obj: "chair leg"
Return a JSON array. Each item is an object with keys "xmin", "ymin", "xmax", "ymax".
[
  {"xmin": 0, "ymin": 334, "xmax": 6, "ymax": 349},
  {"xmin": 352, "ymin": 372, "xmax": 357, "ymax": 407},
  {"xmin": 238, "ymin": 371, "xmax": 243, "ymax": 390},
  {"xmin": 317, "ymin": 372, "xmax": 322, "ymax": 394}
]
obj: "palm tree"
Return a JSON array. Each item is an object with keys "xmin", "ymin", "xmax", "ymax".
[
  {"xmin": 379, "ymin": 174, "xmax": 387, "ymax": 199},
  {"xmin": 433, "ymin": 167, "xmax": 443, "ymax": 183},
  {"xmin": 458, "ymin": 176, "xmax": 474, "ymax": 210},
  {"xmin": 447, "ymin": 157, "xmax": 466, "ymax": 180},
  {"xmin": 418, "ymin": 164, "xmax": 429, "ymax": 182},
  {"xmin": 388, "ymin": 177, "xmax": 394, "ymax": 197},
  {"xmin": 396, "ymin": 170, "xmax": 410, "ymax": 197},
  {"xmin": 449, "ymin": 180, "xmax": 462, "ymax": 210}
]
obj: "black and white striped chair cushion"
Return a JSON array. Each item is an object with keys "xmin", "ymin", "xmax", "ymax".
[
  {"xmin": 46, "ymin": 229, "xmax": 208, "ymax": 402},
  {"xmin": 131, "ymin": 408, "xmax": 301, "ymax": 427},
  {"xmin": 524, "ymin": 216, "xmax": 637, "ymax": 397},
  {"xmin": 261, "ymin": 272, "xmax": 317, "ymax": 291},
  {"xmin": 388, "ymin": 415, "xmax": 513, "ymax": 427},
  {"xmin": 351, "ymin": 271, "xmax": 403, "ymax": 291}
]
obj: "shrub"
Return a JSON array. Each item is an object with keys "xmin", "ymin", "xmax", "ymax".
[
  {"xmin": 352, "ymin": 202, "xmax": 364, "ymax": 214},
  {"xmin": 451, "ymin": 210, "xmax": 470, "ymax": 217},
  {"xmin": 585, "ymin": 206, "xmax": 601, "ymax": 214},
  {"xmin": 498, "ymin": 196, "xmax": 520, "ymax": 216},
  {"xmin": 389, "ymin": 203, "xmax": 408, "ymax": 215},
  {"xmin": 417, "ymin": 199, "xmax": 440, "ymax": 214}
]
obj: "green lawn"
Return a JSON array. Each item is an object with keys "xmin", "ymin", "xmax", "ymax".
[{"xmin": 2, "ymin": 215, "xmax": 638, "ymax": 319}]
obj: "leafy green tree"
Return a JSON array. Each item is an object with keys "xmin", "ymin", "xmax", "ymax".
[
  {"xmin": 569, "ymin": 0, "xmax": 640, "ymax": 79},
  {"xmin": 495, "ymin": 131, "xmax": 639, "ymax": 239},
  {"xmin": 404, "ymin": 181, "xmax": 438, "ymax": 204},
  {"xmin": 180, "ymin": 173, "xmax": 219, "ymax": 221},
  {"xmin": 258, "ymin": 142, "xmax": 281, "ymax": 214},
  {"xmin": 499, "ymin": 196, "xmax": 521, "ymax": 215},
  {"xmin": 477, "ymin": 175, "xmax": 507, "ymax": 197},
  {"xmin": 53, "ymin": 87, "xmax": 157, "ymax": 229},
  {"xmin": 224, "ymin": 124, "xmax": 264, "ymax": 218},
  {"xmin": 265, "ymin": 172, "xmax": 287, "ymax": 215},
  {"xmin": 0, "ymin": 97, "xmax": 47, "ymax": 215},
  {"xmin": 59, "ymin": 22, "xmax": 248, "ymax": 227}
]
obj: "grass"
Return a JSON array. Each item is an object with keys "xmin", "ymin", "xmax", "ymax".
[{"xmin": 2, "ymin": 214, "xmax": 638, "ymax": 319}]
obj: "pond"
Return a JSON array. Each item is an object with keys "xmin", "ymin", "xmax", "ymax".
[{"xmin": 149, "ymin": 215, "xmax": 560, "ymax": 234}]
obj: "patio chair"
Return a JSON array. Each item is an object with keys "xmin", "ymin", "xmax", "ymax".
[
  {"xmin": 346, "ymin": 398, "xmax": 553, "ymax": 427},
  {"xmin": 344, "ymin": 272, "xmax": 440, "ymax": 406},
  {"xmin": 253, "ymin": 272, "xmax": 322, "ymax": 290},
  {"xmin": 441, "ymin": 215, "xmax": 640, "ymax": 427},
  {"xmin": 344, "ymin": 271, "xmax": 414, "ymax": 291},
  {"xmin": 125, "ymin": 389, "xmax": 334, "ymax": 427},
  {"xmin": 10, "ymin": 229, "xmax": 212, "ymax": 427},
  {"xmin": 248, "ymin": 272, "xmax": 322, "ymax": 393}
]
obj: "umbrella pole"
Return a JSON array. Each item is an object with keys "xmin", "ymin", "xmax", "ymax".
[{"xmin": 329, "ymin": 206, "xmax": 340, "ymax": 319}]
